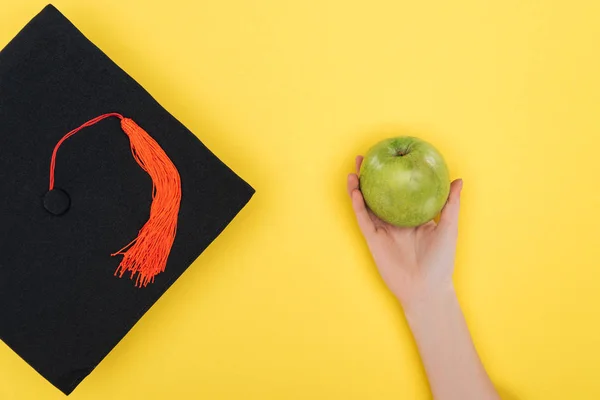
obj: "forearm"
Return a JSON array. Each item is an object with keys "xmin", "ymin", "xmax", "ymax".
[{"xmin": 402, "ymin": 285, "xmax": 499, "ymax": 400}]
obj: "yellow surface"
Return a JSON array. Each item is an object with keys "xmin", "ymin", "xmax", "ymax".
[{"xmin": 1, "ymin": 0, "xmax": 600, "ymax": 398}]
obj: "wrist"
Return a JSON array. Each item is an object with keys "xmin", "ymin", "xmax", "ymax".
[{"xmin": 399, "ymin": 281, "xmax": 457, "ymax": 322}]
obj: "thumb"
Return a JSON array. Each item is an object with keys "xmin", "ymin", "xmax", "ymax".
[{"xmin": 438, "ymin": 179, "xmax": 463, "ymax": 232}]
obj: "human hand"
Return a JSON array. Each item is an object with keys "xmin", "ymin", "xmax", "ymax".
[
  {"xmin": 347, "ymin": 155, "xmax": 463, "ymax": 308},
  {"xmin": 348, "ymin": 159, "xmax": 499, "ymax": 399}
]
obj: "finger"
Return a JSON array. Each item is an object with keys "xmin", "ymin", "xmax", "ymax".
[
  {"xmin": 347, "ymin": 174, "xmax": 376, "ymax": 234},
  {"xmin": 352, "ymin": 190, "xmax": 376, "ymax": 235},
  {"xmin": 437, "ymin": 179, "xmax": 463, "ymax": 232},
  {"xmin": 355, "ymin": 155, "xmax": 364, "ymax": 174},
  {"xmin": 347, "ymin": 172, "xmax": 359, "ymax": 197}
]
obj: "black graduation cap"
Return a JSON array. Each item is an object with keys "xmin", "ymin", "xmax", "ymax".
[{"xmin": 0, "ymin": 4, "xmax": 255, "ymax": 395}]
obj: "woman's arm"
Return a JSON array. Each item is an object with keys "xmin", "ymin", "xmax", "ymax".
[
  {"xmin": 403, "ymin": 286, "xmax": 498, "ymax": 400},
  {"xmin": 347, "ymin": 156, "xmax": 498, "ymax": 400}
]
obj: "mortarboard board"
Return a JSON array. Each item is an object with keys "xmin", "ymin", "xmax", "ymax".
[{"xmin": 0, "ymin": 4, "xmax": 255, "ymax": 395}]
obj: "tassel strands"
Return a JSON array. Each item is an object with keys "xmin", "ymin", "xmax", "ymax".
[{"xmin": 49, "ymin": 113, "xmax": 182, "ymax": 287}]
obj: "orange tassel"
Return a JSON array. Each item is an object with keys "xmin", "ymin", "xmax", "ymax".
[{"xmin": 49, "ymin": 113, "xmax": 182, "ymax": 287}]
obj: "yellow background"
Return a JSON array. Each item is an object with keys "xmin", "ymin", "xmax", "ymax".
[{"xmin": 1, "ymin": 0, "xmax": 600, "ymax": 399}]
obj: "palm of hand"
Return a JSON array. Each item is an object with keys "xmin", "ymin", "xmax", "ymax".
[{"xmin": 348, "ymin": 156, "xmax": 462, "ymax": 304}]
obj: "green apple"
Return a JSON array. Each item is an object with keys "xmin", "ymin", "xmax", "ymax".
[{"xmin": 359, "ymin": 136, "xmax": 450, "ymax": 227}]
